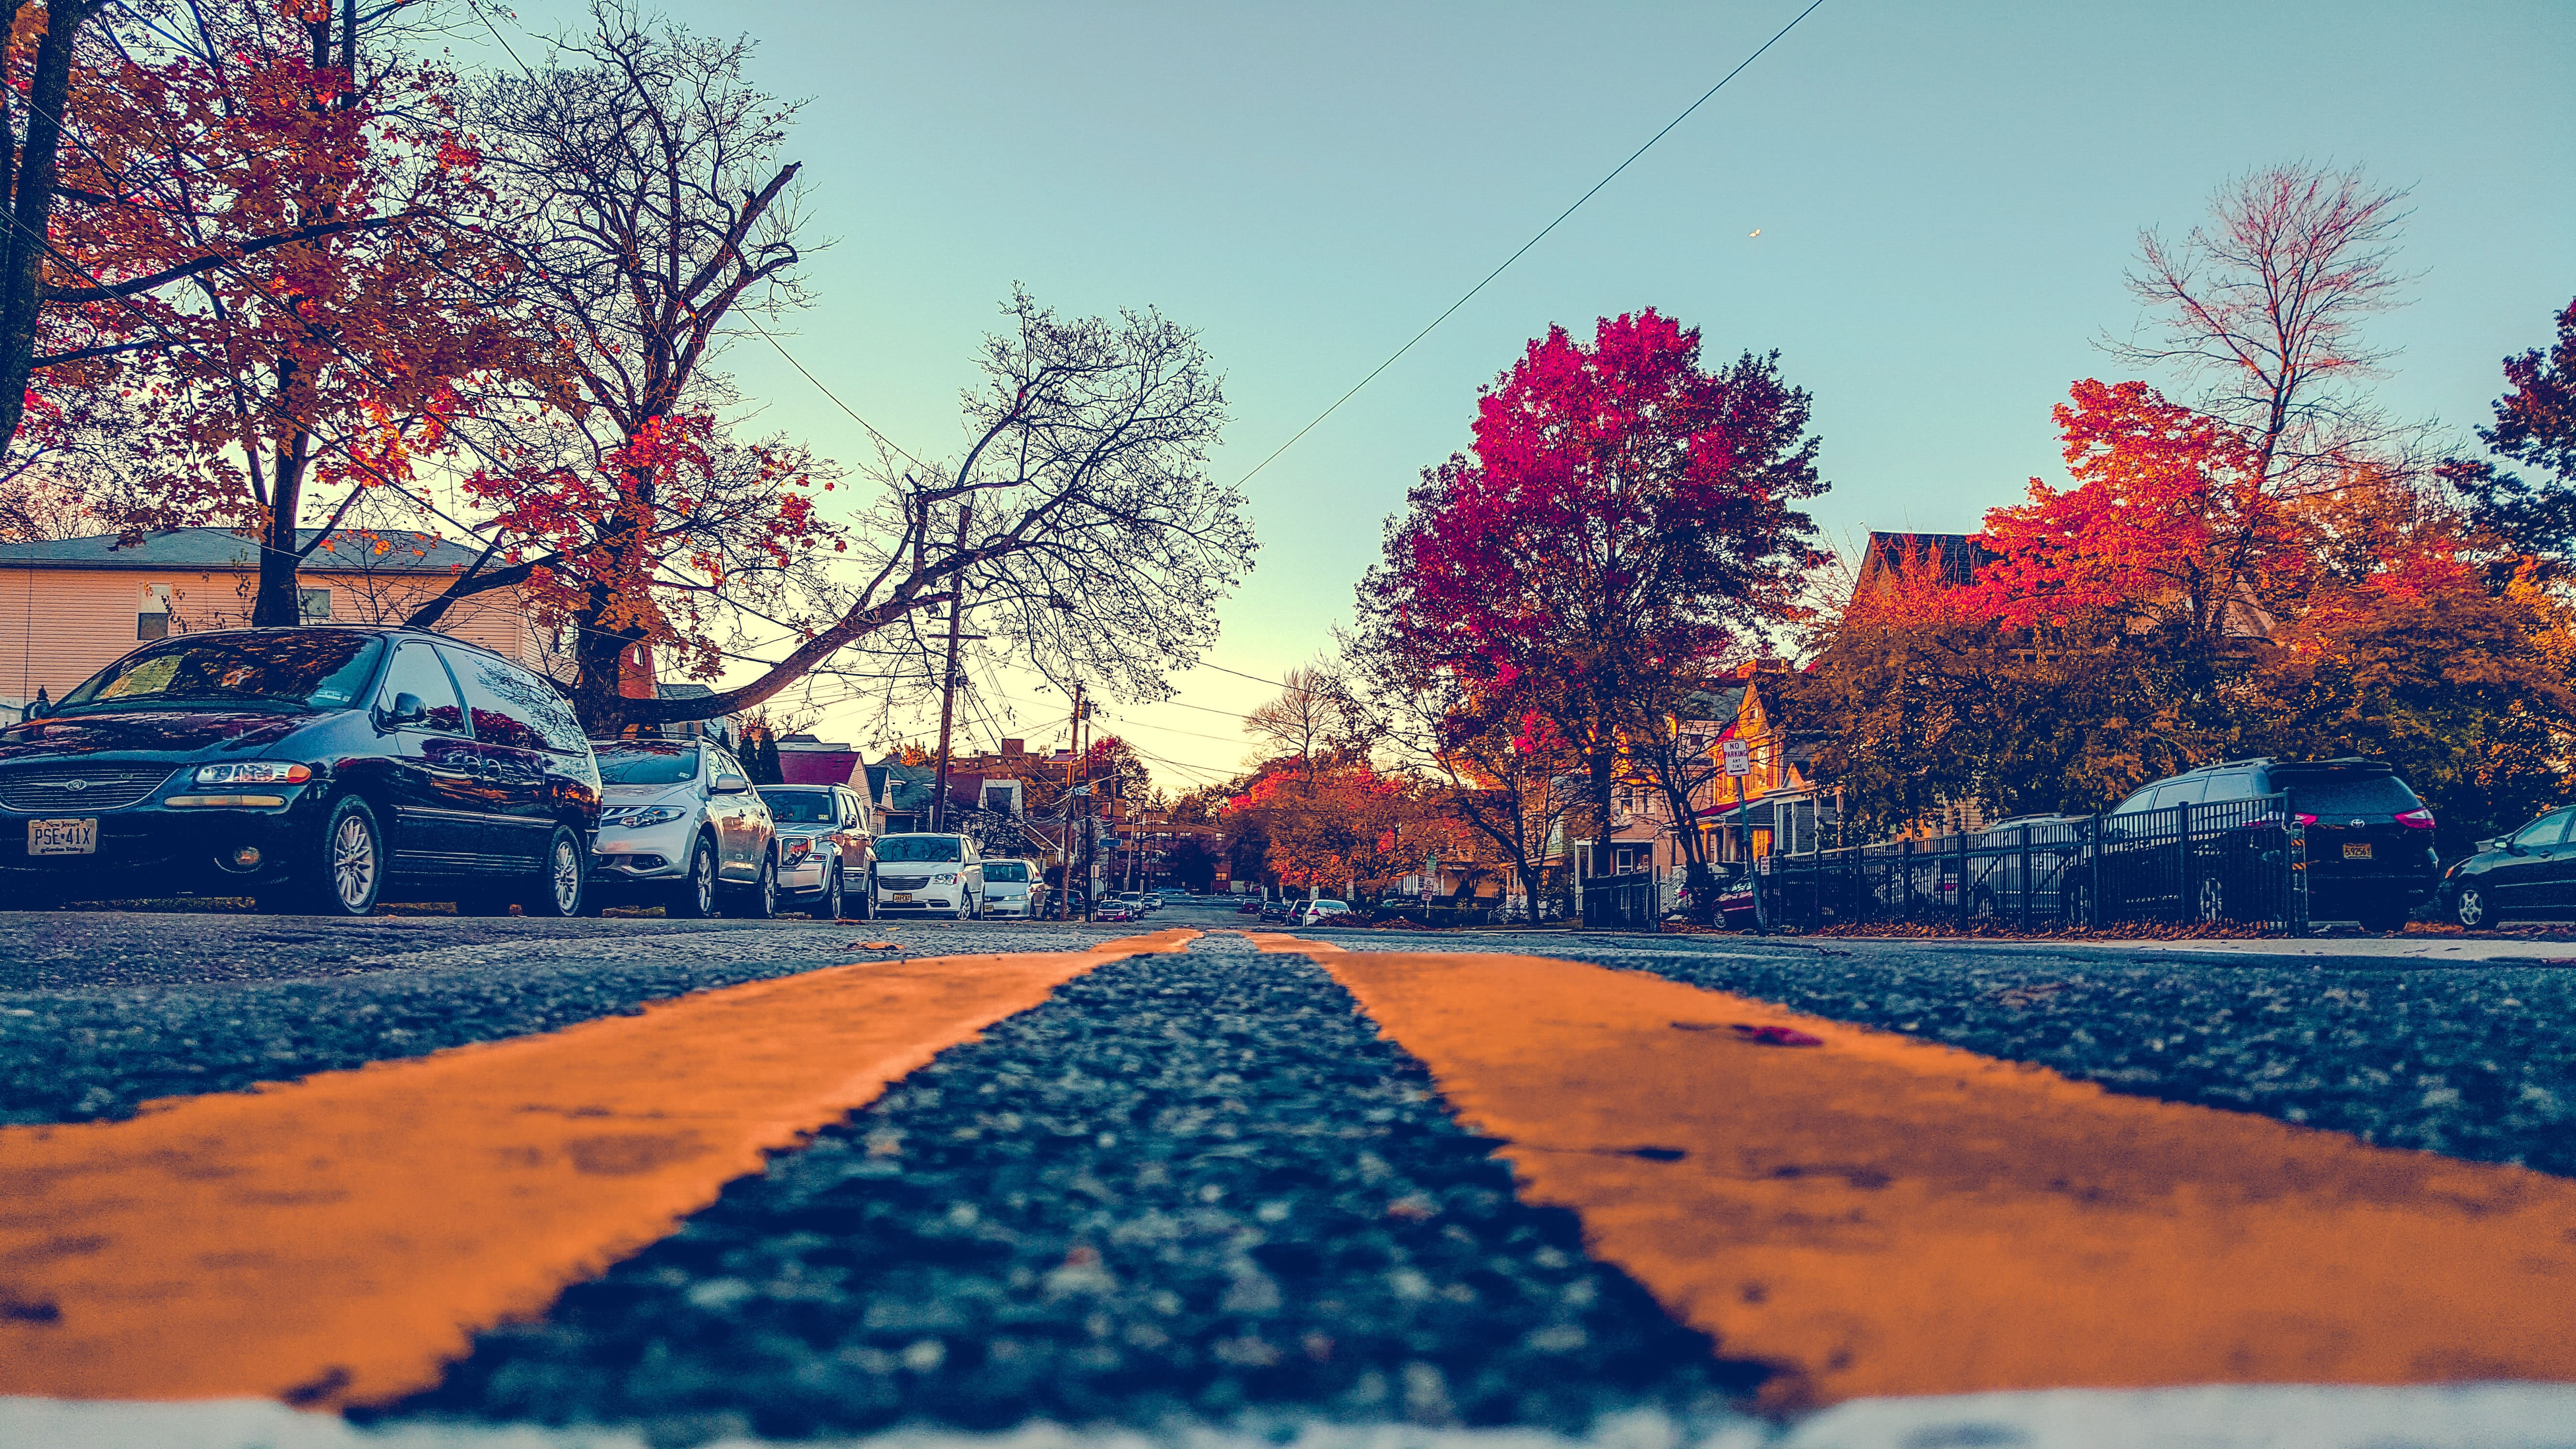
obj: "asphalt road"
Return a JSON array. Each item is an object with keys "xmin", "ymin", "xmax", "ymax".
[
  {"xmin": 1294, "ymin": 921, "xmax": 2576, "ymax": 1177},
  {"xmin": 4, "ymin": 897, "xmax": 2572, "ymax": 1447}
]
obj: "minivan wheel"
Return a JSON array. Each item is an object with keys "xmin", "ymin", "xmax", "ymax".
[
  {"xmin": 521, "ymin": 826, "xmax": 587, "ymax": 918},
  {"xmin": 277, "ymin": 797, "xmax": 383, "ymax": 917},
  {"xmin": 2454, "ymin": 883, "xmax": 2489, "ymax": 929},
  {"xmin": 670, "ymin": 837, "xmax": 718, "ymax": 919}
]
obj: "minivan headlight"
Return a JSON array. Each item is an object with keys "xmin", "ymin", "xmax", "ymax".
[
  {"xmin": 602, "ymin": 806, "xmax": 686, "ymax": 828},
  {"xmin": 932, "ymin": 871, "xmax": 958, "ymax": 885},
  {"xmin": 193, "ymin": 761, "xmax": 312, "ymax": 786}
]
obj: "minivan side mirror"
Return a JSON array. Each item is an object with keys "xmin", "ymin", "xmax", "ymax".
[{"xmin": 379, "ymin": 692, "xmax": 427, "ymax": 728}]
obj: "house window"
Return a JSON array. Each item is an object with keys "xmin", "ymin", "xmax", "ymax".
[
  {"xmin": 137, "ymin": 583, "xmax": 172, "ymax": 640},
  {"xmin": 298, "ymin": 587, "xmax": 333, "ymax": 622}
]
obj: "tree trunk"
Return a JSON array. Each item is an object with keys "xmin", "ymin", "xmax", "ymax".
[
  {"xmin": 249, "ymin": 426, "xmax": 310, "ymax": 628},
  {"xmin": 0, "ymin": 0, "xmax": 108, "ymax": 458}
]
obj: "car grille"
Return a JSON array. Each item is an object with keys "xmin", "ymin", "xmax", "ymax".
[
  {"xmin": 0, "ymin": 763, "xmax": 178, "ymax": 812},
  {"xmin": 879, "ymin": 874, "xmax": 931, "ymax": 891}
]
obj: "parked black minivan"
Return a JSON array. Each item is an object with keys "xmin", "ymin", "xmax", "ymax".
[
  {"xmin": 2108, "ymin": 757, "xmax": 2438, "ymax": 929},
  {"xmin": 0, "ymin": 627, "xmax": 601, "ymax": 916}
]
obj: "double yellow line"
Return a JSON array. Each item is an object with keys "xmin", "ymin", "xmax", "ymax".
[{"xmin": 5, "ymin": 928, "xmax": 2571, "ymax": 1416}]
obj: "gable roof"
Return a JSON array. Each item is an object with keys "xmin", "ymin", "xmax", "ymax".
[
  {"xmin": 0, "ymin": 528, "xmax": 491, "ymax": 574},
  {"xmin": 1858, "ymin": 531, "xmax": 1998, "ymax": 590}
]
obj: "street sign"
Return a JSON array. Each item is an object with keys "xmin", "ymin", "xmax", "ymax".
[{"xmin": 1723, "ymin": 739, "xmax": 1751, "ymax": 776}]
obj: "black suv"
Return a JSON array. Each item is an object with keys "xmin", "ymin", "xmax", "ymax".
[
  {"xmin": 2107, "ymin": 757, "xmax": 2438, "ymax": 929},
  {"xmin": 0, "ymin": 627, "xmax": 602, "ymax": 916}
]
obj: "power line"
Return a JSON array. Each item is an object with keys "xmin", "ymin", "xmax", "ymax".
[{"xmin": 1228, "ymin": 0, "xmax": 1830, "ymax": 490}]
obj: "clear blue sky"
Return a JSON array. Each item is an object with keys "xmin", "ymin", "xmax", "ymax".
[{"xmin": 474, "ymin": 1, "xmax": 2573, "ymax": 790}]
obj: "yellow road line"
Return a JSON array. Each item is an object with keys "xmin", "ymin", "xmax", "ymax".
[
  {"xmin": 0, "ymin": 929, "xmax": 1198, "ymax": 1408},
  {"xmin": 1274, "ymin": 942, "xmax": 2576, "ymax": 1409}
]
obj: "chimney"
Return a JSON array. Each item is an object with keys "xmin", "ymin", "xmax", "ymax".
[{"xmin": 1001, "ymin": 738, "xmax": 1025, "ymax": 756}]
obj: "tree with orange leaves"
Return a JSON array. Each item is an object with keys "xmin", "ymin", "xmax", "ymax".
[{"xmin": 42, "ymin": 0, "xmax": 549, "ymax": 625}]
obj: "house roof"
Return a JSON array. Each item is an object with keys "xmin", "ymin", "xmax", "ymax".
[
  {"xmin": 0, "ymin": 527, "xmax": 491, "ymax": 574},
  {"xmin": 1859, "ymin": 531, "xmax": 1998, "ymax": 589}
]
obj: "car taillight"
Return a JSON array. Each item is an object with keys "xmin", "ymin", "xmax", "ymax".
[
  {"xmin": 2295, "ymin": 813, "xmax": 2317, "ymax": 826},
  {"xmin": 2396, "ymin": 808, "xmax": 2435, "ymax": 829}
]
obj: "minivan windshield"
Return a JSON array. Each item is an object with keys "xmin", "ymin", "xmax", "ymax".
[
  {"xmin": 595, "ymin": 743, "xmax": 700, "ymax": 786},
  {"xmin": 759, "ymin": 789, "xmax": 837, "ymax": 823},
  {"xmin": 56, "ymin": 633, "xmax": 384, "ymax": 714},
  {"xmin": 983, "ymin": 862, "xmax": 1030, "ymax": 883},
  {"xmin": 876, "ymin": 835, "xmax": 963, "ymax": 863}
]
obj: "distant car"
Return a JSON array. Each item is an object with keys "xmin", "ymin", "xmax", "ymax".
[
  {"xmin": 981, "ymin": 857, "xmax": 1046, "ymax": 918},
  {"xmin": 1118, "ymin": 890, "xmax": 1144, "ymax": 914},
  {"xmin": 1235, "ymin": 898, "xmax": 1262, "ymax": 915},
  {"xmin": 1094, "ymin": 899, "xmax": 1137, "ymax": 922},
  {"xmin": 872, "ymin": 832, "xmax": 985, "ymax": 919},
  {"xmin": 1257, "ymin": 899, "xmax": 1289, "ymax": 922},
  {"xmin": 1292, "ymin": 898, "xmax": 1352, "ymax": 926},
  {"xmin": 2441, "ymin": 806, "xmax": 2576, "ymax": 928},
  {"xmin": 757, "ymin": 783, "xmax": 872, "ymax": 920},
  {"xmin": 1140, "ymin": 891, "xmax": 1164, "ymax": 912},
  {"xmin": 591, "ymin": 739, "xmax": 777, "ymax": 918}
]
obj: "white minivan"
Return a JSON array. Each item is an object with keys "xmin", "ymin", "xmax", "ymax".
[
  {"xmin": 872, "ymin": 833, "xmax": 985, "ymax": 918},
  {"xmin": 980, "ymin": 858, "xmax": 1046, "ymax": 918}
]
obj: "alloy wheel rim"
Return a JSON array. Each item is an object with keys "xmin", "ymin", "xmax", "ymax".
[
  {"xmin": 2460, "ymin": 889, "xmax": 2483, "ymax": 927},
  {"xmin": 333, "ymin": 815, "xmax": 375, "ymax": 910},
  {"xmin": 552, "ymin": 838, "xmax": 581, "ymax": 912},
  {"xmin": 761, "ymin": 862, "xmax": 775, "ymax": 913},
  {"xmin": 694, "ymin": 851, "xmax": 714, "ymax": 913}
]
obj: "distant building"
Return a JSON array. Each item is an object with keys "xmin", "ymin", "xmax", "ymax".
[
  {"xmin": 774, "ymin": 733, "xmax": 859, "ymax": 787},
  {"xmin": 0, "ymin": 528, "xmax": 542, "ymax": 723}
]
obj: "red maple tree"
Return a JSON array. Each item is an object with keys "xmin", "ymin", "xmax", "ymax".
[{"xmin": 1358, "ymin": 308, "xmax": 1824, "ymax": 871}]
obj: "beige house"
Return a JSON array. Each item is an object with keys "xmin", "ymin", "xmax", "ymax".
[{"xmin": 0, "ymin": 528, "xmax": 545, "ymax": 720}]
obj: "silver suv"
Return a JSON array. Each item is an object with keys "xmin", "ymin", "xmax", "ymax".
[
  {"xmin": 872, "ymin": 832, "xmax": 984, "ymax": 918},
  {"xmin": 757, "ymin": 783, "xmax": 874, "ymax": 920},
  {"xmin": 588, "ymin": 740, "xmax": 777, "ymax": 918}
]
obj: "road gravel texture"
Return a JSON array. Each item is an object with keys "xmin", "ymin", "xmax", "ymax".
[
  {"xmin": 0, "ymin": 912, "xmax": 1143, "ymax": 1126},
  {"xmin": 386, "ymin": 935, "xmax": 1765, "ymax": 1444},
  {"xmin": 1311, "ymin": 930, "xmax": 2576, "ymax": 1178}
]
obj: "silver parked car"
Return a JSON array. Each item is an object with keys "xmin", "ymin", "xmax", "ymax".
[
  {"xmin": 980, "ymin": 857, "xmax": 1046, "ymax": 918},
  {"xmin": 872, "ymin": 832, "xmax": 984, "ymax": 918},
  {"xmin": 588, "ymin": 740, "xmax": 777, "ymax": 918},
  {"xmin": 757, "ymin": 783, "xmax": 874, "ymax": 920}
]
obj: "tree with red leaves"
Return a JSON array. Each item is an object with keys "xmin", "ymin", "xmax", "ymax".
[
  {"xmin": 30, "ymin": 1, "xmax": 544, "ymax": 626},
  {"xmin": 1358, "ymin": 308, "xmax": 1824, "ymax": 876}
]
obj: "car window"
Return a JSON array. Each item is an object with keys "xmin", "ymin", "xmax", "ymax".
[
  {"xmin": 984, "ymin": 862, "xmax": 1030, "ymax": 883},
  {"xmin": 2511, "ymin": 812, "xmax": 2571, "ymax": 849},
  {"xmin": 2161, "ymin": 777, "xmax": 2210, "ymax": 806},
  {"xmin": 59, "ymin": 632, "xmax": 384, "ymax": 713},
  {"xmin": 712, "ymin": 753, "xmax": 751, "ymax": 791},
  {"xmin": 437, "ymin": 646, "xmax": 548, "ymax": 752},
  {"xmin": 759, "ymin": 789, "xmax": 837, "ymax": 823},
  {"xmin": 595, "ymin": 742, "xmax": 700, "ymax": 786},
  {"xmin": 2112, "ymin": 784, "xmax": 2163, "ymax": 814},
  {"xmin": 877, "ymin": 835, "xmax": 963, "ymax": 863},
  {"xmin": 2280, "ymin": 772, "xmax": 2423, "ymax": 819},
  {"xmin": 2199, "ymin": 771, "xmax": 2257, "ymax": 804},
  {"xmin": 377, "ymin": 643, "xmax": 466, "ymax": 733}
]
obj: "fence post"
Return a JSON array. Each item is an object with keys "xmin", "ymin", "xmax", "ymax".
[
  {"xmin": 2288, "ymin": 807, "xmax": 2309, "ymax": 937},
  {"xmin": 2087, "ymin": 815, "xmax": 2104, "ymax": 929},
  {"xmin": 1955, "ymin": 829, "xmax": 1971, "ymax": 928},
  {"xmin": 2018, "ymin": 825, "xmax": 2033, "ymax": 933},
  {"xmin": 2177, "ymin": 800, "xmax": 2194, "ymax": 924},
  {"xmin": 1900, "ymin": 837, "xmax": 1915, "ymax": 922}
]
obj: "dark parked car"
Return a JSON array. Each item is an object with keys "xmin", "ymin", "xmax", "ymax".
[
  {"xmin": 2439, "ymin": 807, "xmax": 2576, "ymax": 928},
  {"xmin": 0, "ymin": 627, "xmax": 601, "ymax": 916},
  {"xmin": 2104, "ymin": 757, "xmax": 2437, "ymax": 929}
]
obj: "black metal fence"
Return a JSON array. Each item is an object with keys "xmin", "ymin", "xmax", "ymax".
[
  {"xmin": 1756, "ymin": 794, "xmax": 2308, "ymax": 934},
  {"xmin": 1581, "ymin": 873, "xmax": 1661, "ymax": 930}
]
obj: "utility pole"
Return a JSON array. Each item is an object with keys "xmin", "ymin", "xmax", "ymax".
[
  {"xmin": 929, "ymin": 504, "xmax": 972, "ymax": 833},
  {"xmin": 1056, "ymin": 681, "xmax": 1083, "ymax": 919}
]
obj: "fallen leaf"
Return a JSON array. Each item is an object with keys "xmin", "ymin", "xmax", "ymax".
[{"xmin": 1730, "ymin": 1023, "xmax": 1824, "ymax": 1047}]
